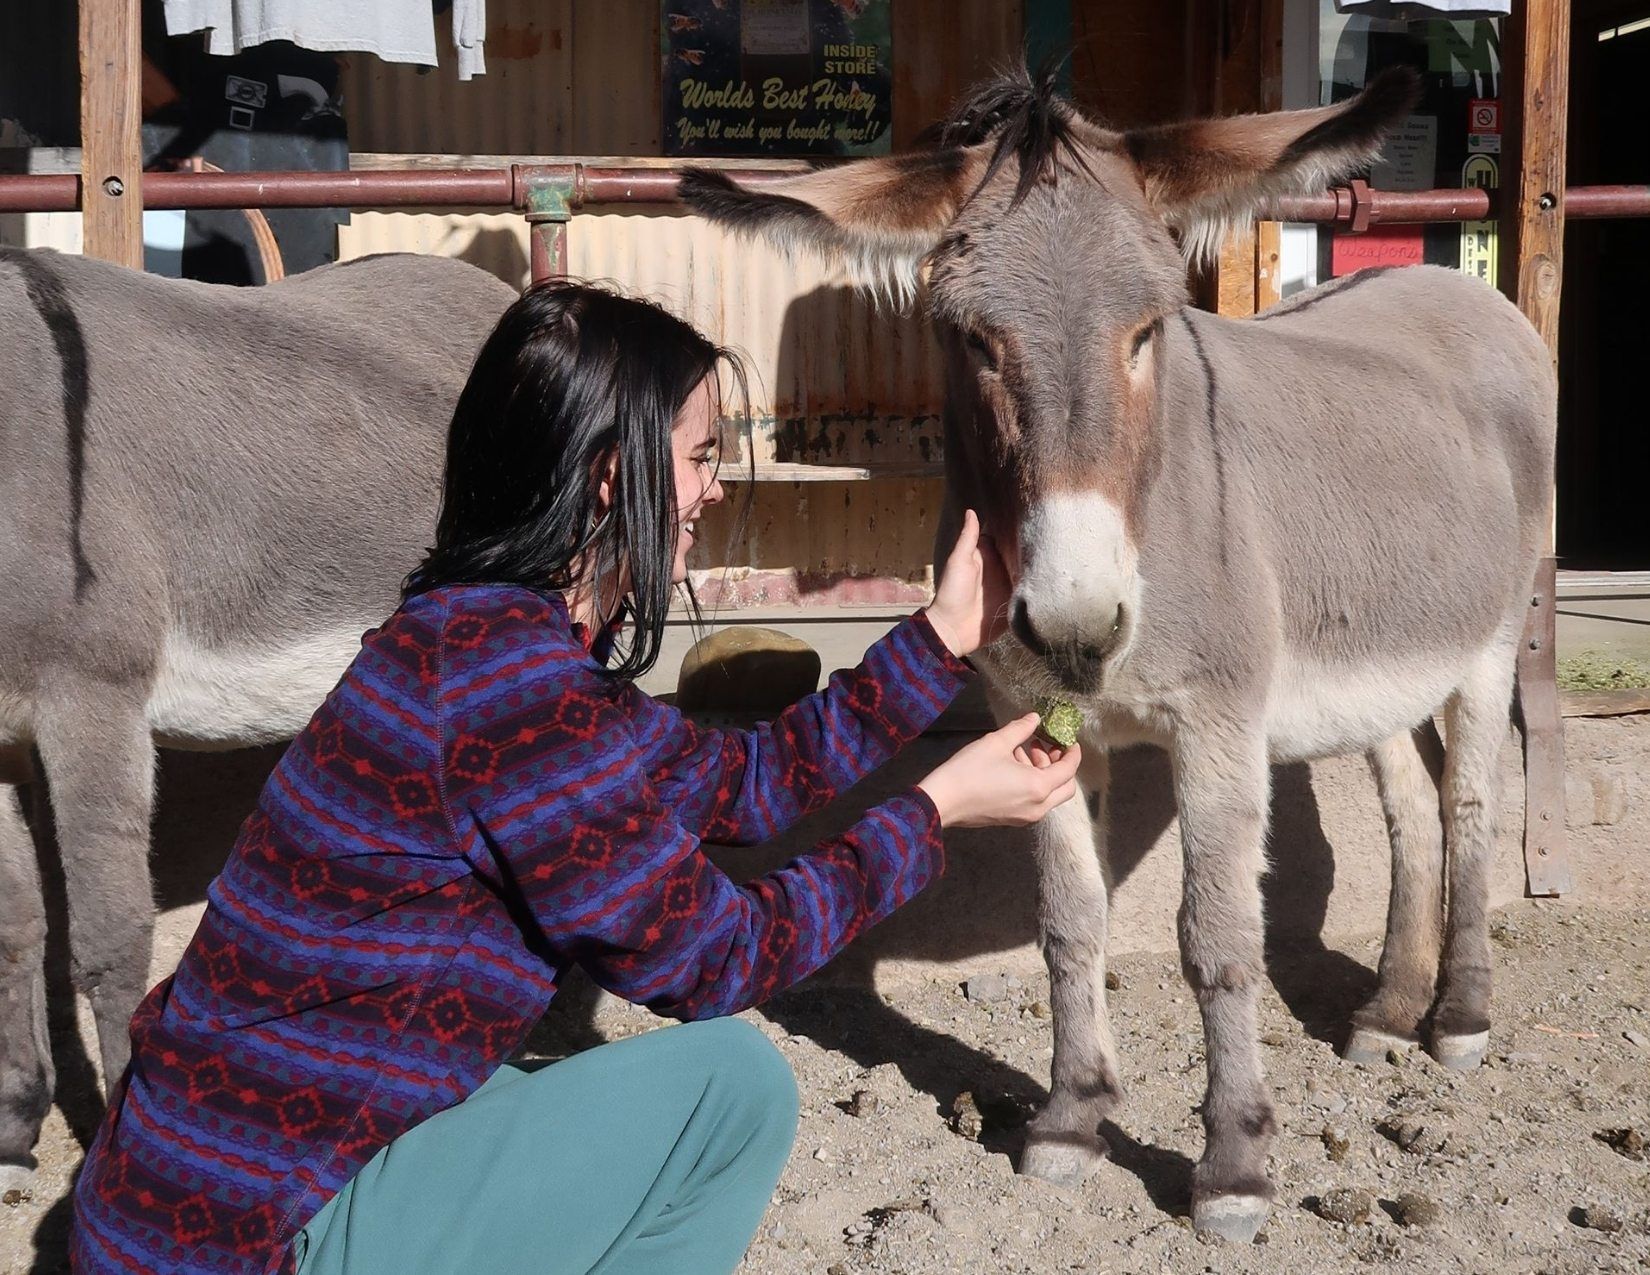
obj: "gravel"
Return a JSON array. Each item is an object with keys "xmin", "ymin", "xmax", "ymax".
[{"xmin": 8, "ymin": 902, "xmax": 1650, "ymax": 1275}]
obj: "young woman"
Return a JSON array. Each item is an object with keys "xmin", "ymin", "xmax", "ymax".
[{"xmin": 72, "ymin": 281, "xmax": 1080, "ymax": 1275}]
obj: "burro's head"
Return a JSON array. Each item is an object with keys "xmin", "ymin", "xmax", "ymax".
[{"xmin": 682, "ymin": 65, "xmax": 1416, "ymax": 693}]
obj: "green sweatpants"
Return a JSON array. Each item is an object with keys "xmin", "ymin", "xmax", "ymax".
[{"xmin": 290, "ymin": 1018, "xmax": 799, "ymax": 1275}]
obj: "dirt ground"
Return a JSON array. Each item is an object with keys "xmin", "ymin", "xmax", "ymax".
[
  {"xmin": 8, "ymin": 901, "xmax": 1647, "ymax": 1274},
  {"xmin": 715, "ymin": 900, "xmax": 1650, "ymax": 1275}
]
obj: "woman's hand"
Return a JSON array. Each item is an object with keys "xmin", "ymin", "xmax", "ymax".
[
  {"xmin": 917, "ymin": 713, "xmax": 1082, "ymax": 828},
  {"xmin": 925, "ymin": 509, "xmax": 1012, "ymax": 658}
]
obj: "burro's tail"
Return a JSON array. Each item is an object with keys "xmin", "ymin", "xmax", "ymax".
[{"xmin": 0, "ymin": 246, "xmax": 95, "ymax": 598}]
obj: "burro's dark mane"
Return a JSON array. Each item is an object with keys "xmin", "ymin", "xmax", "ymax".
[{"xmin": 934, "ymin": 61, "xmax": 1094, "ymax": 206}]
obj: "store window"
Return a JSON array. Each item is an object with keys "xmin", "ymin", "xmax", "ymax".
[{"xmin": 1277, "ymin": 1, "xmax": 1504, "ymax": 296}]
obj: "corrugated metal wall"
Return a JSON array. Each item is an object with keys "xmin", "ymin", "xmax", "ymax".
[
  {"xmin": 339, "ymin": 0, "xmax": 660, "ymax": 157},
  {"xmin": 337, "ymin": 2, "xmax": 1027, "ymax": 604}
]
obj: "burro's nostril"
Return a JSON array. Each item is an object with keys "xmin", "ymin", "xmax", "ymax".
[
  {"xmin": 1011, "ymin": 598, "xmax": 1047, "ymax": 656},
  {"xmin": 1078, "ymin": 604, "xmax": 1127, "ymax": 667},
  {"xmin": 1025, "ymin": 600, "xmax": 1128, "ymax": 690}
]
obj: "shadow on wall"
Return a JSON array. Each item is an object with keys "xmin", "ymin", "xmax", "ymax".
[
  {"xmin": 692, "ymin": 282, "xmax": 945, "ymax": 602},
  {"xmin": 451, "ymin": 223, "xmax": 532, "ymax": 292}
]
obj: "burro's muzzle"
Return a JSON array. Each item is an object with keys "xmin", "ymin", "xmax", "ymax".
[{"xmin": 1010, "ymin": 492, "xmax": 1140, "ymax": 693}]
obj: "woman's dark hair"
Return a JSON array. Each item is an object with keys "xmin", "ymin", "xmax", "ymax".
[{"xmin": 405, "ymin": 278, "xmax": 751, "ymax": 681}]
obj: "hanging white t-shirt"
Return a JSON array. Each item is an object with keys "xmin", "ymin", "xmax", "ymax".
[
  {"xmin": 164, "ymin": 0, "xmax": 487, "ymax": 79},
  {"xmin": 1335, "ymin": 1, "xmax": 1510, "ymax": 16}
]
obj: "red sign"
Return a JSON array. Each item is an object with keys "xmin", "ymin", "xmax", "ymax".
[
  {"xmin": 1330, "ymin": 225, "xmax": 1425, "ymax": 277},
  {"xmin": 1469, "ymin": 99, "xmax": 1500, "ymax": 133}
]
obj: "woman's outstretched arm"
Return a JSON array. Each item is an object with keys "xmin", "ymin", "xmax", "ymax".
[
  {"xmin": 622, "ymin": 510, "xmax": 1003, "ymax": 846},
  {"xmin": 439, "ymin": 597, "xmax": 948, "ymax": 1019},
  {"xmin": 619, "ymin": 609, "xmax": 972, "ymax": 846}
]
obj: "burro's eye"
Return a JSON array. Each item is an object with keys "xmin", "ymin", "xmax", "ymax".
[
  {"xmin": 963, "ymin": 329, "xmax": 996, "ymax": 368},
  {"xmin": 1128, "ymin": 321, "xmax": 1156, "ymax": 365}
]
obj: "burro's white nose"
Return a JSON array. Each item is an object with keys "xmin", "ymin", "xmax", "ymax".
[{"xmin": 1012, "ymin": 493, "xmax": 1139, "ymax": 691}]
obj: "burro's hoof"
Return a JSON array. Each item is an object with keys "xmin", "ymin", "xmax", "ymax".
[
  {"xmin": 1342, "ymin": 1026, "xmax": 1419, "ymax": 1066},
  {"xmin": 1429, "ymin": 1029, "xmax": 1489, "ymax": 1072},
  {"xmin": 1018, "ymin": 1130, "xmax": 1109, "ymax": 1189},
  {"xmin": 1192, "ymin": 1193, "xmax": 1271, "ymax": 1244}
]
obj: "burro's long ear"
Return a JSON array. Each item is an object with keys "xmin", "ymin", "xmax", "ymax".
[
  {"xmin": 679, "ymin": 146, "xmax": 988, "ymax": 306},
  {"xmin": 1124, "ymin": 67, "xmax": 1421, "ymax": 265}
]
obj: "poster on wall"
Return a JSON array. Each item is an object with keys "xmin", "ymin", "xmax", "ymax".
[{"xmin": 661, "ymin": 0, "xmax": 893, "ymax": 157}]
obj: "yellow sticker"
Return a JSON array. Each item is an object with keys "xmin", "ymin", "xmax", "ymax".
[{"xmin": 1460, "ymin": 155, "xmax": 1499, "ymax": 284}]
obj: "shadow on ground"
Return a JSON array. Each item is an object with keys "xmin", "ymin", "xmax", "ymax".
[{"xmin": 23, "ymin": 729, "xmax": 1383, "ymax": 1268}]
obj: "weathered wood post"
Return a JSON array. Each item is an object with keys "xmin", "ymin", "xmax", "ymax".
[
  {"xmin": 78, "ymin": 0, "xmax": 144, "ymax": 268},
  {"xmin": 1501, "ymin": 0, "xmax": 1572, "ymax": 897}
]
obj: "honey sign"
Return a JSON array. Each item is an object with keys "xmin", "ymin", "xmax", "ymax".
[{"xmin": 663, "ymin": 0, "xmax": 893, "ymax": 157}]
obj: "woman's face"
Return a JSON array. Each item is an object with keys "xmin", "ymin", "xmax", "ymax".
[{"xmin": 670, "ymin": 376, "xmax": 725, "ymax": 585}]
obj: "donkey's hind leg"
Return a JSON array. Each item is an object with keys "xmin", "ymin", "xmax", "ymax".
[
  {"xmin": 1344, "ymin": 721, "xmax": 1446, "ymax": 1064},
  {"xmin": 33, "ymin": 683, "xmax": 157, "ymax": 1094},
  {"xmin": 1431, "ymin": 644, "xmax": 1516, "ymax": 1071},
  {"xmin": 1019, "ymin": 747, "xmax": 1124, "ymax": 1190},
  {"xmin": 0, "ymin": 777, "xmax": 53, "ymax": 1193}
]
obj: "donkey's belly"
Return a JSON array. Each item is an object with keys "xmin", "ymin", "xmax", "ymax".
[
  {"xmin": 1262, "ymin": 650, "xmax": 1463, "ymax": 764},
  {"xmin": 147, "ymin": 626, "xmax": 368, "ymax": 749}
]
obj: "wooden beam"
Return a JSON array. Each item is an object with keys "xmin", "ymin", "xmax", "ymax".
[
  {"xmin": 1499, "ymin": 0, "xmax": 1570, "ymax": 360},
  {"xmin": 1517, "ymin": 558, "xmax": 1571, "ymax": 896},
  {"xmin": 79, "ymin": 0, "xmax": 143, "ymax": 268},
  {"xmin": 1500, "ymin": 0, "xmax": 1572, "ymax": 898},
  {"xmin": 1198, "ymin": 0, "xmax": 1285, "ymax": 316}
]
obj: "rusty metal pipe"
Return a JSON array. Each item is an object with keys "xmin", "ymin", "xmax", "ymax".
[
  {"xmin": 1270, "ymin": 186, "xmax": 1493, "ymax": 225},
  {"xmin": 0, "ymin": 168, "xmax": 513, "ymax": 213},
  {"xmin": 0, "ymin": 164, "xmax": 1645, "ymax": 224},
  {"xmin": 0, "ymin": 173, "xmax": 78, "ymax": 212},
  {"xmin": 1565, "ymin": 185, "xmax": 1650, "ymax": 219},
  {"xmin": 574, "ymin": 167, "xmax": 804, "ymax": 202}
]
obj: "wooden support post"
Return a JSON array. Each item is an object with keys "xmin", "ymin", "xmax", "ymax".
[
  {"xmin": 1501, "ymin": 0, "xmax": 1572, "ymax": 897},
  {"xmin": 1196, "ymin": 0, "xmax": 1285, "ymax": 316},
  {"xmin": 1517, "ymin": 559, "xmax": 1570, "ymax": 896},
  {"xmin": 1500, "ymin": 0, "xmax": 1570, "ymax": 357},
  {"xmin": 79, "ymin": 0, "xmax": 143, "ymax": 268}
]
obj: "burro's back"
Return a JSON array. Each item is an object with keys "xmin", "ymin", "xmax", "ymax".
[
  {"xmin": 0, "ymin": 251, "xmax": 516, "ymax": 1190},
  {"xmin": 1181, "ymin": 262, "xmax": 1556, "ymax": 616},
  {"xmin": 0, "ymin": 249, "xmax": 517, "ymax": 653}
]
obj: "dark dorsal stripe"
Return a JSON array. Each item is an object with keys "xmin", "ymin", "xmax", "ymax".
[
  {"xmin": 2, "ymin": 248, "xmax": 95, "ymax": 597},
  {"xmin": 1251, "ymin": 265, "xmax": 1397, "ymax": 322},
  {"xmin": 1179, "ymin": 309, "xmax": 1229, "ymax": 569}
]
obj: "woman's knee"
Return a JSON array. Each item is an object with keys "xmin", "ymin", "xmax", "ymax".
[{"xmin": 680, "ymin": 1018, "xmax": 798, "ymax": 1133}]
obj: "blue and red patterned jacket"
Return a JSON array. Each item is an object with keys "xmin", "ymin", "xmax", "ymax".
[{"xmin": 71, "ymin": 584, "xmax": 972, "ymax": 1274}]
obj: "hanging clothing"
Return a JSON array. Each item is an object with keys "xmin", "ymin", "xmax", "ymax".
[
  {"xmin": 451, "ymin": 0, "xmax": 486, "ymax": 81},
  {"xmin": 1334, "ymin": 1, "xmax": 1510, "ymax": 18},
  {"xmin": 72, "ymin": 583, "xmax": 971, "ymax": 1274},
  {"xmin": 163, "ymin": 0, "xmax": 488, "ymax": 80}
]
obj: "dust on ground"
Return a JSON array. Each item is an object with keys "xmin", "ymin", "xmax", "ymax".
[{"xmin": 5, "ymin": 901, "xmax": 1648, "ymax": 1274}]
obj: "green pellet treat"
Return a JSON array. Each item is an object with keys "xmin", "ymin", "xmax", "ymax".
[{"xmin": 1034, "ymin": 697, "xmax": 1083, "ymax": 749}]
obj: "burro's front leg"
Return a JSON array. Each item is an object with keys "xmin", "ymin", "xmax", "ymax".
[
  {"xmin": 1172, "ymin": 723, "xmax": 1276, "ymax": 1242},
  {"xmin": 1019, "ymin": 745, "xmax": 1122, "ymax": 1188}
]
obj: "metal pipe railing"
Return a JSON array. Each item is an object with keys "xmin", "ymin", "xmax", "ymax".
[{"xmin": 2, "ymin": 163, "xmax": 1647, "ymax": 224}]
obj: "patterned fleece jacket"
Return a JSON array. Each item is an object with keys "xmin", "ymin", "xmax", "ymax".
[{"xmin": 71, "ymin": 583, "xmax": 973, "ymax": 1274}]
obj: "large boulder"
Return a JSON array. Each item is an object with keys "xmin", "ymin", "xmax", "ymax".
[{"xmin": 676, "ymin": 626, "xmax": 823, "ymax": 713}]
